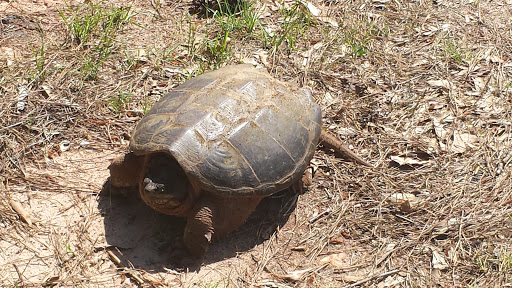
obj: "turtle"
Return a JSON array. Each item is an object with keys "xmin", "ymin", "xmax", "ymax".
[{"xmin": 108, "ymin": 64, "xmax": 367, "ymax": 258}]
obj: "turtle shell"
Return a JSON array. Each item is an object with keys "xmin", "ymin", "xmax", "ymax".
[{"xmin": 130, "ymin": 64, "xmax": 321, "ymax": 196}]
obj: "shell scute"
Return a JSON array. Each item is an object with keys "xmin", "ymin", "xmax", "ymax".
[{"xmin": 130, "ymin": 64, "xmax": 321, "ymax": 196}]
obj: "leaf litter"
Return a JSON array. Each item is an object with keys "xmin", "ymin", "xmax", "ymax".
[{"xmin": 1, "ymin": 0, "xmax": 512, "ymax": 287}]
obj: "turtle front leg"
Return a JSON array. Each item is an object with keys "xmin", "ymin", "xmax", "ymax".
[
  {"xmin": 183, "ymin": 201, "xmax": 215, "ymax": 258},
  {"xmin": 183, "ymin": 195, "xmax": 264, "ymax": 258},
  {"xmin": 107, "ymin": 152, "xmax": 145, "ymax": 196}
]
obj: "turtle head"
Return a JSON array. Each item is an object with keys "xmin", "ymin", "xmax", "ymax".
[{"xmin": 140, "ymin": 152, "xmax": 196, "ymax": 217}]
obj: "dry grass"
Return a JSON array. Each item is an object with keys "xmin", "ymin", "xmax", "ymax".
[{"xmin": 1, "ymin": 0, "xmax": 512, "ymax": 287}]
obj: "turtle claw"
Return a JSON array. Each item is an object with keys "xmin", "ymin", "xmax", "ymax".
[
  {"xmin": 183, "ymin": 203, "xmax": 214, "ymax": 258},
  {"xmin": 183, "ymin": 228, "xmax": 211, "ymax": 258}
]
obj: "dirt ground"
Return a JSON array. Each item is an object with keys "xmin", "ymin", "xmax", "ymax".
[{"xmin": 1, "ymin": 0, "xmax": 512, "ymax": 287}]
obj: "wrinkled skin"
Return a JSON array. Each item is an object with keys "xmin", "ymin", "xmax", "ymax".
[{"xmin": 108, "ymin": 152, "xmax": 264, "ymax": 257}]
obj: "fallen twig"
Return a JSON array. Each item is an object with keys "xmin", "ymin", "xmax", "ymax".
[
  {"xmin": 344, "ymin": 269, "xmax": 400, "ymax": 287},
  {"xmin": 13, "ymin": 264, "xmax": 24, "ymax": 286},
  {"xmin": 308, "ymin": 207, "xmax": 331, "ymax": 223},
  {"xmin": 107, "ymin": 249, "xmax": 144, "ymax": 285}
]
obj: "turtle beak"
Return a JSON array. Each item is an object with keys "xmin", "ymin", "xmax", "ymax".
[{"xmin": 142, "ymin": 177, "xmax": 178, "ymax": 207}]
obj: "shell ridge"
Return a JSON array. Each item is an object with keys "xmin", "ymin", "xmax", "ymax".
[
  {"xmin": 249, "ymin": 117, "xmax": 297, "ymax": 167},
  {"xmin": 224, "ymin": 138, "xmax": 262, "ymax": 185}
]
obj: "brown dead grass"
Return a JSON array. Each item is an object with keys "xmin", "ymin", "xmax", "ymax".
[{"xmin": 1, "ymin": 0, "xmax": 512, "ymax": 287}]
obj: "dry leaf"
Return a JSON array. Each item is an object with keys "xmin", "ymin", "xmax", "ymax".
[
  {"xmin": 387, "ymin": 193, "xmax": 417, "ymax": 212},
  {"xmin": 317, "ymin": 16, "xmax": 339, "ymax": 28},
  {"xmin": 421, "ymin": 25, "xmax": 438, "ymax": 35},
  {"xmin": 447, "ymin": 246, "xmax": 458, "ymax": 265},
  {"xmin": 488, "ymin": 55, "xmax": 504, "ymax": 63},
  {"xmin": 319, "ymin": 252, "xmax": 349, "ymax": 268},
  {"xmin": 427, "ymin": 79, "xmax": 453, "ymax": 90},
  {"xmin": 375, "ymin": 243, "xmax": 396, "ymax": 266},
  {"xmin": 129, "ymin": 48, "xmax": 148, "ymax": 62},
  {"xmin": 9, "ymin": 199, "xmax": 32, "ymax": 226},
  {"xmin": 255, "ymin": 280, "xmax": 293, "ymax": 288},
  {"xmin": 377, "ymin": 275, "xmax": 405, "ymax": 288},
  {"xmin": 17, "ymin": 86, "xmax": 28, "ymax": 113},
  {"xmin": 302, "ymin": 1, "xmax": 338, "ymax": 27},
  {"xmin": 277, "ymin": 267, "xmax": 314, "ymax": 281},
  {"xmin": 389, "ymin": 193, "xmax": 416, "ymax": 203},
  {"xmin": 451, "ymin": 131, "xmax": 478, "ymax": 153},
  {"xmin": 59, "ymin": 140, "xmax": 71, "ymax": 152},
  {"xmin": 433, "ymin": 118, "xmax": 449, "ymax": 140},
  {"xmin": 41, "ymin": 85, "xmax": 54, "ymax": 99},
  {"xmin": 400, "ymin": 201, "xmax": 412, "ymax": 213},
  {"xmin": 329, "ymin": 236, "xmax": 345, "ymax": 244},
  {"xmin": 428, "ymin": 100, "xmax": 445, "ymax": 110},
  {"xmin": 475, "ymin": 95, "xmax": 501, "ymax": 112},
  {"xmin": 254, "ymin": 49, "xmax": 269, "ymax": 66},
  {"xmin": 431, "ymin": 248, "xmax": 449, "ymax": 270},
  {"xmin": 472, "ymin": 77, "xmax": 486, "ymax": 92},
  {"xmin": 412, "ymin": 59, "xmax": 429, "ymax": 67},
  {"xmin": 301, "ymin": 42, "xmax": 324, "ymax": 67},
  {"xmin": 341, "ymin": 274, "xmax": 366, "ymax": 283},
  {"xmin": 304, "ymin": 1, "xmax": 321, "ymax": 16},
  {"xmin": 0, "ymin": 46, "xmax": 16, "ymax": 66},
  {"xmin": 390, "ymin": 155, "xmax": 430, "ymax": 166}
]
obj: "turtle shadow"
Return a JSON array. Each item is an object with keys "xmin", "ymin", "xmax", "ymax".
[{"xmin": 98, "ymin": 179, "xmax": 298, "ymax": 272}]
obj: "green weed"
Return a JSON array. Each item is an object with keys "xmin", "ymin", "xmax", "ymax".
[
  {"xmin": 476, "ymin": 254, "xmax": 489, "ymax": 272},
  {"xmin": 150, "ymin": 0, "xmax": 164, "ymax": 19},
  {"xmin": 108, "ymin": 91, "xmax": 131, "ymax": 115},
  {"xmin": 33, "ymin": 42, "xmax": 46, "ymax": 82},
  {"xmin": 204, "ymin": 27, "xmax": 232, "ymax": 67},
  {"xmin": 210, "ymin": 0, "xmax": 260, "ymax": 35},
  {"xmin": 204, "ymin": 0, "xmax": 240, "ymax": 17},
  {"xmin": 122, "ymin": 50, "xmax": 138, "ymax": 71},
  {"xmin": 442, "ymin": 36, "xmax": 470, "ymax": 64},
  {"xmin": 347, "ymin": 39, "xmax": 369, "ymax": 57},
  {"xmin": 342, "ymin": 25, "xmax": 380, "ymax": 58},
  {"xmin": 59, "ymin": 4, "xmax": 101, "ymax": 46},
  {"xmin": 264, "ymin": 1, "xmax": 313, "ymax": 55},
  {"xmin": 59, "ymin": 2, "xmax": 135, "ymax": 80},
  {"xmin": 475, "ymin": 246, "xmax": 512, "ymax": 273},
  {"xmin": 501, "ymin": 253, "xmax": 512, "ymax": 271},
  {"xmin": 64, "ymin": 242, "xmax": 75, "ymax": 256},
  {"xmin": 201, "ymin": 0, "xmax": 261, "ymax": 67},
  {"xmin": 238, "ymin": 1, "xmax": 259, "ymax": 34},
  {"xmin": 141, "ymin": 97, "xmax": 152, "ymax": 115},
  {"xmin": 187, "ymin": 18, "xmax": 198, "ymax": 61}
]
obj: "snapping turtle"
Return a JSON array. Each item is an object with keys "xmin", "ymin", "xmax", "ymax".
[{"xmin": 109, "ymin": 64, "xmax": 322, "ymax": 257}]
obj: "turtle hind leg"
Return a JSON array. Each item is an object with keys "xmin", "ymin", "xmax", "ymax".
[{"xmin": 183, "ymin": 195, "xmax": 264, "ymax": 258}]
